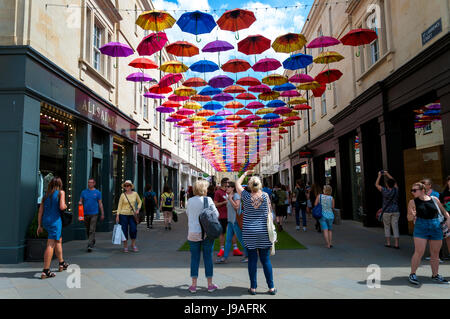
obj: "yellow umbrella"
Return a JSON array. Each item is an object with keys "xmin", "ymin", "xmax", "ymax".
[
  {"xmin": 136, "ymin": 10, "xmax": 176, "ymax": 32},
  {"xmin": 262, "ymin": 74, "xmax": 288, "ymax": 86},
  {"xmin": 256, "ymin": 108, "xmax": 275, "ymax": 115},
  {"xmin": 297, "ymin": 81, "xmax": 322, "ymax": 90},
  {"xmin": 272, "ymin": 33, "xmax": 307, "ymax": 53},
  {"xmin": 175, "ymin": 86, "xmax": 197, "ymax": 97},
  {"xmin": 190, "ymin": 115, "xmax": 206, "ymax": 122},
  {"xmin": 254, "ymin": 120, "xmax": 268, "ymax": 126},
  {"xmin": 259, "ymin": 91, "xmax": 280, "ymax": 101},
  {"xmin": 288, "ymin": 97, "xmax": 308, "ymax": 105},
  {"xmin": 313, "ymin": 51, "xmax": 344, "ymax": 64},
  {"xmin": 160, "ymin": 60, "xmax": 189, "ymax": 73},
  {"xmin": 282, "ymin": 111, "xmax": 299, "ymax": 117},
  {"xmin": 183, "ymin": 101, "xmax": 202, "ymax": 109}
]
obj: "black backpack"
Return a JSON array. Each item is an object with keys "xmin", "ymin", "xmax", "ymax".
[
  {"xmin": 296, "ymin": 188, "xmax": 307, "ymax": 205},
  {"xmin": 199, "ymin": 197, "xmax": 222, "ymax": 240}
]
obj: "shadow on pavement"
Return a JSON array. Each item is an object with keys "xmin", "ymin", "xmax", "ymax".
[
  {"xmin": 357, "ymin": 276, "xmax": 449, "ymax": 288},
  {"xmin": 0, "ymin": 271, "xmax": 41, "ymax": 280},
  {"xmin": 125, "ymin": 284, "xmax": 249, "ymax": 298}
]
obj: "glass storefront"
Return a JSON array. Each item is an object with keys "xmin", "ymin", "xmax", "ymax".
[{"xmin": 349, "ymin": 135, "xmax": 363, "ymax": 221}]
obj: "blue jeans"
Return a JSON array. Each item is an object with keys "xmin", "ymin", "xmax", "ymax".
[
  {"xmin": 188, "ymin": 239, "xmax": 214, "ymax": 278},
  {"xmin": 247, "ymin": 248, "xmax": 274, "ymax": 289},
  {"xmin": 119, "ymin": 215, "xmax": 137, "ymax": 240},
  {"xmin": 224, "ymin": 221, "xmax": 248, "ymax": 259},
  {"xmin": 295, "ymin": 203, "xmax": 307, "ymax": 227}
]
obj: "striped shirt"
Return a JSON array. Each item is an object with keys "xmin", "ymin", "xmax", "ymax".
[{"xmin": 241, "ymin": 190, "xmax": 272, "ymax": 250}]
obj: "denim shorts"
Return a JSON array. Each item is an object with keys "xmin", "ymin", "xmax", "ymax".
[
  {"xmin": 413, "ymin": 217, "xmax": 443, "ymax": 241},
  {"xmin": 319, "ymin": 217, "xmax": 334, "ymax": 231}
]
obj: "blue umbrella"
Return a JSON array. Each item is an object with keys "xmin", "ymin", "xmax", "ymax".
[
  {"xmin": 267, "ymin": 99, "xmax": 286, "ymax": 107},
  {"xmin": 176, "ymin": 11, "xmax": 217, "ymax": 42},
  {"xmin": 263, "ymin": 113, "xmax": 280, "ymax": 120},
  {"xmin": 207, "ymin": 115, "xmax": 225, "ymax": 122},
  {"xmin": 282, "ymin": 53, "xmax": 313, "ymax": 70},
  {"xmin": 203, "ymin": 102, "xmax": 223, "ymax": 110},
  {"xmin": 273, "ymin": 83, "xmax": 296, "ymax": 92},
  {"xmin": 190, "ymin": 60, "xmax": 219, "ymax": 73},
  {"xmin": 199, "ymin": 87, "xmax": 221, "ymax": 96}
]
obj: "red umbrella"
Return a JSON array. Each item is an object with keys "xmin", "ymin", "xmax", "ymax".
[
  {"xmin": 315, "ymin": 69, "xmax": 343, "ymax": 84},
  {"xmin": 183, "ymin": 77, "xmax": 207, "ymax": 87},
  {"xmin": 340, "ymin": 28, "xmax": 378, "ymax": 57},
  {"xmin": 162, "ymin": 101, "xmax": 181, "ymax": 108},
  {"xmin": 166, "ymin": 41, "xmax": 199, "ymax": 57},
  {"xmin": 217, "ymin": 9, "xmax": 256, "ymax": 40},
  {"xmin": 236, "ymin": 109, "xmax": 253, "ymax": 116},
  {"xmin": 238, "ymin": 35, "xmax": 271, "ymax": 62},
  {"xmin": 221, "ymin": 59, "xmax": 251, "ymax": 73},
  {"xmin": 137, "ymin": 32, "xmax": 168, "ymax": 56},
  {"xmin": 311, "ymin": 83, "xmax": 326, "ymax": 97},
  {"xmin": 223, "ymin": 85, "xmax": 246, "ymax": 94},
  {"xmin": 236, "ymin": 76, "xmax": 260, "ymax": 87},
  {"xmin": 128, "ymin": 58, "xmax": 158, "ymax": 69},
  {"xmin": 236, "ymin": 92, "xmax": 256, "ymax": 100},
  {"xmin": 159, "ymin": 73, "xmax": 182, "ymax": 87},
  {"xmin": 191, "ymin": 94, "xmax": 212, "ymax": 102},
  {"xmin": 149, "ymin": 84, "xmax": 172, "ymax": 94},
  {"xmin": 293, "ymin": 104, "xmax": 311, "ymax": 110}
]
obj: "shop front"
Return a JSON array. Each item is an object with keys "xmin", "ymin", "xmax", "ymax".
[{"xmin": 137, "ymin": 137, "xmax": 161, "ymax": 198}]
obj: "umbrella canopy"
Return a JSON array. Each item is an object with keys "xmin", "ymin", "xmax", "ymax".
[
  {"xmin": 149, "ymin": 84, "xmax": 172, "ymax": 94},
  {"xmin": 246, "ymin": 101, "xmax": 265, "ymax": 109},
  {"xmin": 294, "ymin": 104, "xmax": 312, "ymax": 110},
  {"xmin": 162, "ymin": 101, "xmax": 181, "ymax": 108},
  {"xmin": 190, "ymin": 115, "xmax": 206, "ymax": 122},
  {"xmin": 312, "ymin": 83, "xmax": 327, "ymax": 97},
  {"xmin": 223, "ymin": 85, "xmax": 246, "ymax": 94},
  {"xmin": 340, "ymin": 28, "xmax": 378, "ymax": 46},
  {"xmin": 238, "ymin": 34, "xmax": 271, "ymax": 55},
  {"xmin": 297, "ymin": 81, "xmax": 322, "ymax": 90},
  {"xmin": 213, "ymin": 93, "xmax": 234, "ymax": 102},
  {"xmin": 226, "ymin": 115, "xmax": 243, "ymax": 121},
  {"xmin": 170, "ymin": 113, "xmax": 188, "ymax": 119},
  {"xmin": 126, "ymin": 72, "xmax": 153, "ymax": 82},
  {"xmin": 156, "ymin": 106, "xmax": 175, "ymax": 113},
  {"xmin": 183, "ymin": 101, "xmax": 202, "ymax": 110},
  {"xmin": 174, "ymin": 86, "xmax": 197, "ymax": 97},
  {"xmin": 189, "ymin": 60, "xmax": 220, "ymax": 73},
  {"xmin": 283, "ymin": 53, "xmax": 313, "ymax": 70},
  {"xmin": 272, "ymin": 33, "xmax": 307, "ymax": 53},
  {"xmin": 259, "ymin": 91, "xmax": 280, "ymax": 101},
  {"xmin": 274, "ymin": 106, "xmax": 292, "ymax": 114},
  {"xmin": 197, "ymin": 110, "xmax": 215, "ymax": 116},
  {"xmin": 262, "ymin": 74, "xmax": 288, "ymax": 86},
  {"xmin": 313, "ymin": 51, "xmax": 344, "ymax": 64},
  {"xmin": 128, "ymin": 57, "xmax": 158, "ymax": 69},
  {"xmin": 208, "ymin": 115, "xmax": 225, "ymax": 122},
  {"xmin": 137, "ymin": 32, "xmax": 168, "ymax": 56},
  {"xmin": 256, "ymin": 108, "xmax": 275, "ymax": 115},
  {"xmin": 273, "ymin": 83, "xmax": 296, "ymax": 92},
  {"xmin": 183, "ymin": 77, "xmax": 207, "ymax": 87},
  {"xmin": 176, "ymin": 11, "xmax": 216, "ymax": 41},
  {"xmin": 209, "ymin": 75, "xmax": 234, "ymax": 88},
  {"xmin": 168, "ymin": 94, "xmax": 189, "ymax": 102},
  {"xmin": 160, "ymin": 61, "xmax": 189, "ymax": 73},
  {"xmin": 221, "ymin": 59, "xmax": 251, "ymax": 73},
  {"xmin": 306, "ymin": 36, "xmax": 341, "ymax": 48},
  {"xmin": 202, "ymin": 40, "xmax": 234, "ymax": 53},
  {"xmin": 236, "ymin": 76, "xmax": 261, "ymax": 87},
  {"xmin": 166, "ymin": 41, "xmax": 199, "ymax": 57},
  {"xmin": 263, "ymin": 113, "xmax": 280, "ymax": 119},
  {"xmin": 199, "ymin": 86, "xmax": 221, "ymax": 96},
  {"xmin": 176, "ymin": 108, "xmax": 195, "ymax": 116},
  {"xmin": 281, "ymin": 90, "xmax": 300, "ymax": 97},
  {"xmin": 315, "ymin": 69, "xmax": 343, "ymax": 84},
  {"xmin": 236, "ymin": 92, "xmax": 256, "ymax": 100},
  {"xmin": 191, "ymin": 94, "xmax": 212, "ymax": 102},
  {"xmin": 136, "ymin": 10, "xmax": 176, "ymax": 32},
  {"xmin": 252, "ymin": 58, "xmax": 282, "ymax": 72},
  {"xmin": 216, "ymin": 110, "xmax": 233, "ymax": 116},
  {"xmin": 267, "ymin": 99, "xmax": 286, "ymax": 107},
  {"xmin": 236, "ymin": 109, "xmax": 253, "ymax": 115},
  {"xmin": 287, "ymin": 97, "xmax": 308, "ymax": 105},
  {"xmin": 217, "ymin": 9, "xmax": 256, "ymax": 33},
  {"xmin": 203, "ymin": 102, "xmax": 223, "ymax": 110},
  {"xmin": 289, "ymin": 73, "xmax": 314, "ymax": 83},
  {"xmin": 144, "ymin": 92, "xmax": 164, "ymax": 99},
  {"xmin": 100, "ymin": 42, "xmax": 134, "ymax": 57},
  {"xmin": 225, "ymin": 101, "xmax": 245, "ymax": 109},
  {"xmin": 159, "ymin": 73, "xmax": 182, "ymax": 87},
  {"xmin": 248, "ymin": 84, "xmax": 271, "ymax": 93}
]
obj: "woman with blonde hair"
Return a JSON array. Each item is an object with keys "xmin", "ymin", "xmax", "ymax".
[
  {"xmin": 186, "ymin": 179, "xmax": 219, "ymax": 293},
  {"xmin": 315, "ymin": 185, "xmax": 335, "ymax": 248},
  {"xmin": 37, "ymin": 177, "xmax": 69, "ymax": 279},
  {"xmin": 408, "ymin": 182, "xmax": 450, "ymax": 285},
  {"xmin": 237, "ymin": 171, "xmax": 277, "ymax": 295}
]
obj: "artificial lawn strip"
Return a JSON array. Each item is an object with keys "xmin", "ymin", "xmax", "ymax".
[{"xmin": 178, "ymin": 230, "xmax": 306, "ymax": 251}]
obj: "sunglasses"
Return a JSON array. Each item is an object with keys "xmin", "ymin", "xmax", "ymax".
[
  {"xmin": 125, "ymin": 185, "xmax": 131, "ymax": 187},
  {"xmin": 410, "ymin": 189, "xmax": 421, "ymax": 193}
]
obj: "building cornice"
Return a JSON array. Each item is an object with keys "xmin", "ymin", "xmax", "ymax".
[{"xmin": 95, "ymin": 0, "xmax": 123, "ymax": 23}]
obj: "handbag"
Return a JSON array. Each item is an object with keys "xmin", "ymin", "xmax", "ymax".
[
  {"xmin": 172, "ymin": 210, "xmax": 178, "ymax": 223},
  {"xmin": 58, "ymin": 191, "xmax": 72, "ymax": 227},
  {"xmin": 112, "ymin": 223, "xmax": 126, "ymax": 245},
  {"xmin": 431, "ymin": 197, "xmax": 450, "ymax": 238},
  {"xmin": 312, "ymin": 195, "xmax": 323, "ymax": 219},
  {"xmin": 266, "ymin": 194, "xmax": 277, "ymax": 256}
]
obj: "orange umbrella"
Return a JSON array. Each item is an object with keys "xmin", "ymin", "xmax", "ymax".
[
  {"xmin": 224, "ymin": 85, "xmax": 246, "ymax": 94},
  {"xmin": 191, "ymin": 94, "xmax": 212, "ymax": 102},
  {"xmin": 184, "ymin": 77, "xmax": 207, "ymax": 87},
  {"xmin": 166, "ymin": 41, "xmax": 199, "ymax": 57},
  {"xmin": 225, "ymin": 101, "xmax": 244, "ymax": 109}
]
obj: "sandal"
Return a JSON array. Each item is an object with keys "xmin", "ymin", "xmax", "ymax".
[
  {"xmin": 58, "ymin": 261, "xmax": 69, "ymax": 272},
  {"xmin": 248, "ymin": 288, "xmax": 256, "ymax": 295},
  {"xmin": 41, "ymin": 269, "xmax": 56, "ymax": 279},
  {"xmin": 267, "ymin": 288, "xmax": 277, "ymax": 295}
]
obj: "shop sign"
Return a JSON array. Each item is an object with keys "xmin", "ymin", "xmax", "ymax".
[
  {"xmin": 422, "ymin": 18, "xmax": 442, "ymax": 46},
  {"xmin": 75, "ymin": 90, "xmax": 137, "ymax": 141},
  {"xmin": 299, "ymin": 151, "xmax": 312, "ymax": 158}
]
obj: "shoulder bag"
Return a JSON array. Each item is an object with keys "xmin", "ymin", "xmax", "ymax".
[
  {"xmin": 265, "ymin": 193, "xmax": 277, "ymax": 256},
  {"xmin": 124, "ymin": 192, "xmax": 140, "ymax": 224},
  {"xmin": 312, "ymin": 195, "xmax": 323, "ymax": 219},
  {"xmin": 431, "ymin": 197, "xmax": 450, "ymax": 238}
]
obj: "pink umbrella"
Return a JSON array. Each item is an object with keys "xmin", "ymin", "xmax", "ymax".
[
  {"xmin": 289, "ymin": 73, "xmax": 314, "ymax": 83},
  {"xmin": 168, "ymin": 94, "xmax": 189, "ymax": 102},
  {"xmin": 270, "ymin": 118, "xmax": 283, "ymax": 125},
  {"xmin": 176, "ymin": 108, "xmax": 195, "ymax": 116},
  {"xmin": 280, "ymin": 90, "xmax": 300, "ymax": 97},
  {"xmin": 248, "ymin": 84, "xmax": 271, "ymax": 93},
  {"xmin": 137, "ymin": 32, "xmax": 168, "ymax": 56},
  {"xmin": 252, "ymin": 58, "xmax": 281, "ymax": 72},
  {"xmin": 216, "ymin": 110, "xmax": 233, "ymax": 116},
  {"xmin": 306, "ymin": 36, "xmax": 340, "ymax": 49},
  {"xmin": 274, "ymin": 106, "xmax": 292, "ymax": 114},
  {"xmin": 159, "ymin": 73, "xmax": 182, "ymax": 87},
  {"xmin": 246, "ymin": 101, "xmax": 265, "ymax": 109}
]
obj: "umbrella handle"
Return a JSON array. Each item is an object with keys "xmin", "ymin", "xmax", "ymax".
[
  {"xmin": 235, "ymin": 31, "xmax": 240, "ymax": 41},
  {"xmin": 355, "ymin": 49, "xmax": 360, "ymax": 57},
  {"xmin": 196, "ymin": 34, "xmax": 202, "ymax": 43}
]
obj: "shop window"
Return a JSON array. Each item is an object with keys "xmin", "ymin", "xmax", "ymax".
[
  {"xmin": 414, "ymin": 100, "xmax": 443, "ymax": 149},
  {"xmin": 38, "ymin": 108, "xmax": 74, "ymax": 211},
  {"xmin": 332, "ymin": 82, "xmax": 337, "ymax": 106},
  {"xmin": 303, "ymin": 110, "xmax": 308, "ymax": 132},
  {"xmin": 112, "ymin": 143, "xmax": 125, "ymax": 208},
  {"xmin": 324, "ymin": 157, "xmax": 336, "ymax": 186},
  {"xmin": 349, "ymin": 135, "xmax": 363, "ymax": 221}
]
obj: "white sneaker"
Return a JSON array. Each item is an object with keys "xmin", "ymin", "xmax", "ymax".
[
  {"xmin": 303, "ymin": 227, "xmax": 307, "ymax": 232},
  {"xmin": 296, "ymin": 226, "xmax": 300, "ymax": 231},
  {"xmin": 425, "ymin": 257, "xmax": 444, "ymax": 263}
]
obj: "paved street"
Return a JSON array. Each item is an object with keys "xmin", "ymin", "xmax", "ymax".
[{"xmin": 1, "ymin": 209, "xmax": 450, "ymax": 299}]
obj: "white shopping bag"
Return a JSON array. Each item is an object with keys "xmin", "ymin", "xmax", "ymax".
[
  {"xmin": 156, "ymin": 209, "xmax": 160, "ymax": 221},
  {"xmin": 112, "ymin": 224, "xmax": 126, "ymax": 245}
]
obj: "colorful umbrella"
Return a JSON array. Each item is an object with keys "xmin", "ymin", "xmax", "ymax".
[
  {"xmin": 273, "ymin": 83, "xmax": 296, "ymax": 92},
  {"xmin": 166, "ymin": 41, "xmax": 199, "ymax": 57},
  {"xmin": 288, "ymin": 97, "xmax": 307, "ymax": 105},
  {"xmin": 238, "ymin": 34, "xmax": 271, "ymax": 61},
  {"xmin": 223, "ymin": 85, "xmax": 246, "ymax": 94},
  {"xmin": 259, "ymin": 91, "xmax": 280, "ymax": 101},
  {"xmin": 170, "ymin": 113, "xmax": 188, "ymax": 120},
  {"xmin": 156, "ymin": 106, "xmax": 175, "ymax": 113},
  {"xmin": 217, "ymin": 9, "xmax": 256, "ymax": 40},
  {"xmin": 313, "ymin": 51, "xmax": 344, "ymax": 64},
  {"xmin": 252, "ymin": 58, "xmax": 282, "ymax": 72},
  {"xmin": 189, "ymin": 60, "xmax": 220, "ymax": 73},
  {"xmin": 199, "ymin": 86, "xmax": 221, "ymax": 96},
  {"xmin": 184, "ymin": 102, "xmax": 202, "ymax": 110},
  {"xmin": 191, "ymin": 94, "xmax": 211, "ymax": 102},
  {"xmin": 197, "ymin": 110, "xmax": 215, "ymax": 116},
  {"xmin": 272, "ymin": 33, "xmax": 307, "ymax": 53},
  {"xmin": 213, "ymin": 93, "xmax": 234, "ymax": 102},
  {"xmin": 289, "ymin": 73, "xmax": 314, "ymax": 83},
  {"xmin": 176, "ymin": 11, "xmax": 217, "ymax": 42},
  {"xmin": 340, "ymin": 28, "xmax": 378, "ymax": 46},
  {"xmin": 306, "ymin": 36, "xmax": 341, "ymax": 48},
  {"xmin": 283, "ymin": 53, "xmax": 313, "ymax": 70},
  {"xmin": 144, "ymin": 92, "xmax": 164, "ymax": 99},
  {"xmin": 263, "ymin": 113, "xmax": 280, "ymax": 119},
  {"xmin": 225, "ymin": 101, "xmax": 245, "ymax": 109},
  {"xmin": 100, "ymin": 42, "xmax": 133, "ymax": 57},
  {"xmin": 216, "ymin": 110, "xmax": 233, "ymax": 116},
  {"xmin": 183, "ymin": 77, "xmax": 207, "ymax": 87},
  {"xmin": 136, "ymin": 10, "xmax": 176, "ymax": 32},
  {"xmin": 262, "ymin": 74, "xmax": 288, "ymax": 86},
  {"xmin": 257, "ymin": 108, "xmax": 275, "ymax": 115},
  {"xmin": 202, "ymin": 40, "xmax": 234, "ymax": 66},
  {"xmin": 312, "ymin": 83, "xmax": 326, "ymax": 97},
  {"xmin": 281, "ymin": 90, "xmax": 300, "ymax": 97},
  {"xmin": 129, "ymin": 57, "xmax": 158, "ymax": 69},
  {"xmin": 236, "ymin": 76, "xmax": 261, "ymax": 87},
  {"xmin": 209, "ymin": 75, "xmax": 234, "ymax": 88},
  {"xmin": 174, "ymin": 86, "xmax": 197, "ymax": 97},
  {"xmin": 162, "ymin": 101, "xmax": 181, "ymax": 108},
  {"xmin": 267, "ymin": 99, "xmax": 286, "ymax": 107},
  {"xmin": 294, "ymin": 104, "xmax": 312, "ymax": 110},
  {"xmin": 226, "ymin": 115, "xmax": 243, "ymax": 121},
  {"xmin": 221, "ymin": 59, "xmax": 251, "ymax": 73},
  {"xmin": 159, "ymin": 73, "xmax": 182, "ymax": 87},
  {"xmin": 236, "ymin": 109, "xmax": 253, "ymax": 115},
  {"xmin": 168, "ymin": 94, "xmax": 189, "ymax": 102},
  {"xmin": 236, "ymin": 92, "xmax": 256, "ymax": 100},
  {"xmin": 126, "ymin": 72, "xmax": 153, "ymax": 82},
  {"xmin": 137, "ymin": 32, "xmax": 168, "ymax": 56},
  {"xmin": 246, "ymin": 101, "xmax": 265, "ymax": 109},
  {"xmin": 248, "ymin": 84, "xmax": 271, "ymax": 93},
  {"xmin": 297, "ymin": 81, "xmax": 322, "ymax": 90},
  {"xmin": 203, "ymin": 102, "xmax": 223, "ymax": 110},
  {"xmin": 315, "ymin": 69, "xmax": 343, "ymax": 84},
  {"xmin": 160, "ymin": 61, "xmax": 189, "ymax": 73},
  {"xmin": 149, "ymin": 84, "xmax": 172, "ymax": 94},
  {"xmin": 176, "ymin": 108, "xmax": 195, "ymax": 116}
]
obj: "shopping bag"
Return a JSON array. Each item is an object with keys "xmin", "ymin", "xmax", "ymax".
[
  {"xmin": 112, "ymin": 224, "xmax": 125, "ymax": 245},
  {"xmin": 156, "ymin": 209, "xmax": 160, "ymax": 221},
  {"xmin": 287, "ymin": 205, "xmax": 292, "ymax": 215}
]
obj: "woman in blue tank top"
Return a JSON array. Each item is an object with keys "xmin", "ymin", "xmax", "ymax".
[{"xmin": 37, "ymin": 177, "xmax": 69, "ymax": 279}]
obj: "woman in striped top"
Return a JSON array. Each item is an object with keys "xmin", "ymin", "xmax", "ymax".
[{"xmin": 236, "ymin": 170, "xmax": 277, "ymax": 296}]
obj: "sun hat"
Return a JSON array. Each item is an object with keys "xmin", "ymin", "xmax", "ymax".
[{"xmin": 122, "ymin": 180, "xmax": 134, "ymax": 189}]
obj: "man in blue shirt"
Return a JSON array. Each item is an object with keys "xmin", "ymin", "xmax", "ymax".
[
  {"xmin": 421, "ymin": 178, "xmax": 441, "ymax": 198},
  {"xmin": 79, "ymin": 178, "xmax": 104, "ymax": 252}
]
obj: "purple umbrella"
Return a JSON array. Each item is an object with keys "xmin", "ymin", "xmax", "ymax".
[
  {"xmin": 156, "ymin": 106, "xmax": 175, "ymax": 113},
  {"xmin": 126, "ymin": 72, "xmax": 153, "ymax": 82},
  {"xmin": 289, "ymin": 73, "xmax": 314, "ymax": 83},
  {"xmin": 166, "ymin": 117, "xmax": 182, "ymax": 122},
  {"xmin": 209, "ymin": 75, "xmax": 234, "ymax": 88},
  {"xmin": 144, "ymin": 92, "xmax": 165, "ymax": 99},
  {"xmin": 216, "ymin": 110, "xmax": 233, "ymax": 116},
  {"xmin": 137, "ymin": 32, "xmax": 168, "ymax": 56},
  {"xmin": 221, "ymin": 120, "xmax": 234, "ymax": 126},
  {"xmin": 100, "ymin": 42, "xmax": 134, "ymax": 57},
  {"xmin": 281, "ymin": 90, "xmax": 300, "ymax": 97},
  {"xmin": 202, "ymin": 40, "xmax": 234, "ymax": 66},
  {"xmin": 213, "ymin": 93, "xmax": 234, "ymax": 102},
  {"xmin": 248, "ymin": 84, "xmax": 271, "ymax": 93},
  {"xmin": 252, "ymin": 58, "xmax": 282, "ymax": 72},
  {"xmin": 306, "ymin": 36, "xmax": 341, "ymax": 49}
]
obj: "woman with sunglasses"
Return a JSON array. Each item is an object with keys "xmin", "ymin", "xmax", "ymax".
[{"xmin": 408, "ymin": 182, "xmax": 450, "ymax": 285}]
